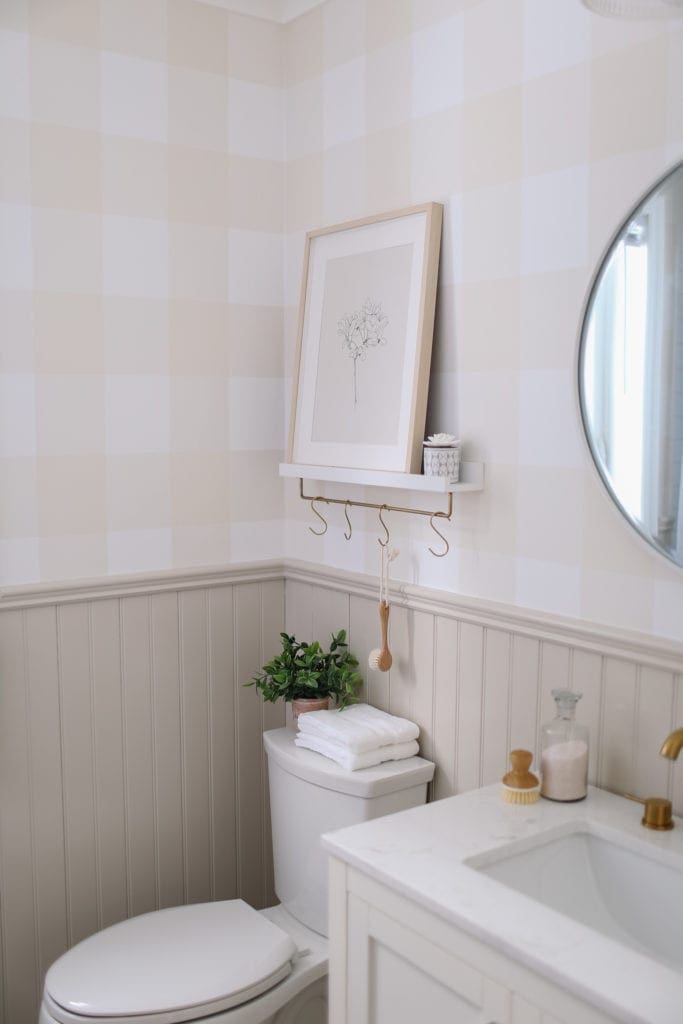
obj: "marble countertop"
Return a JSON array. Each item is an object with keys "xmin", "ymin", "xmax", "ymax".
[{"xmin": 322, "ymin": 785, "xmax": 683, "ymax": 1024}]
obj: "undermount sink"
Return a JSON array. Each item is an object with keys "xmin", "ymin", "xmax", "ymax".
[{"xmin": 468, "ymin": 827, "xmax": 683, "ymax": 973}]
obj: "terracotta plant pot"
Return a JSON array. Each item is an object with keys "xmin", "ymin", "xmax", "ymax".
[{"xmin": 291, "ymin": 697, "xmax": 330, "ymax": 722}]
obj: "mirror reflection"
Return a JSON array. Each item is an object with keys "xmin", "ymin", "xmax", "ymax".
[{"xmin": 580, "ymin": 163, "xmax": 683, "ymax": 565}]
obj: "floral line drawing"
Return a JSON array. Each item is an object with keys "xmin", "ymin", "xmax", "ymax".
[{"xmin": 337, "ymin": 299, "xmax": 389, "ymax": 407}]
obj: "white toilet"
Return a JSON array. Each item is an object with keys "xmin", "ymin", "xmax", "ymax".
[{"xmin": 39, "ymin": 726, "xmax": 434, "ymax": 1024}]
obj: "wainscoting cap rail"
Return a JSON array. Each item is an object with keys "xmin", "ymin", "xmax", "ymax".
[
  {"xmin": 0, "ymin": 560, "xmax": 286, "ymax": 610},
  {"xmin": 285, "ymin": 559, "xmax": 683, "ymax": 674},
  {"xmin": 3, "ymin": 557, "xmax": 683, "ymax": 674}
]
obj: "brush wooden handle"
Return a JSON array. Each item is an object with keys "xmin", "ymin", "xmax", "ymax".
[
  {"xmin": 377, "ymin": 600, "xmax": 392, "ymax": 671},
  {"xmin": 503, "ymin": 749, "xmax": 538, "ymax": 789},
  {"xmin": 379, "ymin": 600, "xmax": 389, "ymax": 646}
]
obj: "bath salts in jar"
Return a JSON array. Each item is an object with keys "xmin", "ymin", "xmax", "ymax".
[{"xmin": 540, "ymin": 689, "xmax": 589, "ymax": 802}]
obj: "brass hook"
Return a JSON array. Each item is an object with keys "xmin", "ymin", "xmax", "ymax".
[
  {"xmin": 377, "ymin": 504, "xmax": 390, "ymax": 548},
  {"xmin": 428, "ymin": 514, "xmax": 450, "ymax": 558},
  {"xmin": 308, "ymin": 497, "xmax": 328, "ymax": 536},
  {"xmin": 343, "ymin": 500, "xmax": 353, "ymax": 541}
]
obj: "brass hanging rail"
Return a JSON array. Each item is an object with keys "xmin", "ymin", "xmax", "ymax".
[
  {"xmin": 298, "ymin": 478, "xmax": 453, "ymax": 557},
  {"xmin": 298, "ymin": 478, "xmax": 453, "ymax": 521}
]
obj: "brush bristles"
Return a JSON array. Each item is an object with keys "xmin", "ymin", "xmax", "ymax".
[
  {"xmin": 502, "ymin": 784, "xmax": 540, "ymax": 805},
  {"xmin": 368, "ymin": 649, "xmax": 392, "ymax": 672}
]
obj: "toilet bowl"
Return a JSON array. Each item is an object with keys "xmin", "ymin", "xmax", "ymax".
[
  {"xmin": 39, "ymin": 902, "xmax": 327, "ymax": 1024},
  {"xmin": 39, "ymin": 727, "xmax": 434, "ymax": 1024}
]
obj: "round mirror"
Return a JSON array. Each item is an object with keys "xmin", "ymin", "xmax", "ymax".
[{"xmin": 579, "ymin": 162, "xmax": 683, "ymax": 566}]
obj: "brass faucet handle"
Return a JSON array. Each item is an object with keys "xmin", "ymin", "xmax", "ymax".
[
  {"xmin": 642, "ymin": 797, "xmax": 674, "ymax": 831},
  {"xmin": 624, "ymin": 793, "xmax": 674, "ymax": 831}
]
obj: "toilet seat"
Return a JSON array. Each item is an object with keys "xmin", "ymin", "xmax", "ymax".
[{"xmin": 44, "ymin": 900, "xmax": 298, "ymax": 1024}]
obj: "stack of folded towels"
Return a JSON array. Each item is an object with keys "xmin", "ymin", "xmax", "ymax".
[{"xmin": 295, "ymin": 703, "xmax": 420, "ymax": 771}]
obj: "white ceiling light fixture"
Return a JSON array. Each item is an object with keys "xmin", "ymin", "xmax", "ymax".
[{"xmin": 581, "ymin": 0, "xmax": 683, "ymax": 17}]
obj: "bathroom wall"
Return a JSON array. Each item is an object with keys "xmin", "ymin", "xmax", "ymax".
[
  {"xmin": 4, "ymin": 0, "xmax": 683, "ymax": 643},
  {"xmin": 0, "ymin": 566, "xmax": 285, "ymax": 1024},
  {"xmin": 0, "ymin": 0, "xmax": 285, "ymax": 586},
  {"xmin": 4, "ymin": 556, "xmax": 683, "ymax": 1024},
  {"xmin": 282, "ymin": 0, "xmax": 683, "ymax": 641},
  {"xmin": 2, "ymin": 5, "xmax": 683, "ymax": 1023}
]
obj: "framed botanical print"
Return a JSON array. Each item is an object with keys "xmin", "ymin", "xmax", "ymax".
[{"xmin": 288, "ymin": 203, "xmax": 443, "ymax": 474}]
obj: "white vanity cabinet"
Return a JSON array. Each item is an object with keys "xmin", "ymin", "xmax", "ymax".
[{"xmin": 328, "ymin": 858, "xmax": 617, "ymax": 1024}]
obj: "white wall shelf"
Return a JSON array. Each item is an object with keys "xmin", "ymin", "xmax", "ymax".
[{"xmin": 278, "ymin": 461, "xmax": 484, "ymax": 494}]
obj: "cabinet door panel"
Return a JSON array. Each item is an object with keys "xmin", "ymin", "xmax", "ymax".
[
  {"xmin": 372, "ymin": 942, "xmax": 485, "ymax": 1024},
  {"xmin": 347, "ymin": 893, "xmax": 510, "ymax": 1024}
]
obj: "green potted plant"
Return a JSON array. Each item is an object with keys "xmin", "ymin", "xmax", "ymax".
[{"xmin": 246, "ymin": 629, "xmax": 362, "ymax": 720}]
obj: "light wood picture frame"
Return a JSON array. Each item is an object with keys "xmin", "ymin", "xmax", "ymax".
[{"xmin": 288, "ymin": 202, "xmax": 443, "ymax": 474}]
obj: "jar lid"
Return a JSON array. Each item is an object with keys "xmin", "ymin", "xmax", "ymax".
[
  {"xmin": 423, "ymin": 439, "xmax": 461, "ymax": 448},
  {"xmin": 552, "ymin": 688, "xmax": 582, "ymax": 706},
  {"xmin": 423, "ymin": 432, "xmax": 460, "ymax": 447}
]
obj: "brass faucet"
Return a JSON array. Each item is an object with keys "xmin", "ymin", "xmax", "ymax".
[
  {"xmin": 624, "ymin": 728, "xmax": 683, "ymax": 831},
  {"xmin": 660, "ymin": 728, "xmax": 683, "ymax": 761}
]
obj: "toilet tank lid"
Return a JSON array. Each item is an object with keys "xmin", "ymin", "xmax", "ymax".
[{"xmin": 264, "ymin": 727, "xmax": 435, "ymax": 798}]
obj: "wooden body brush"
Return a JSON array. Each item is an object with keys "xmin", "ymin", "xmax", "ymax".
[
  {"xmin": 369, "ymin": 600, "xmax": 392, "ymax": 671},
  {"xmin": 368, "ymin": 546, "xmax": 397, "ymax": 672}
]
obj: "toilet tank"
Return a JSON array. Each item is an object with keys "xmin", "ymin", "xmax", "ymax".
[{"xmin": 263, "ymin": 727, "xmax": 434, "ymax": 937}]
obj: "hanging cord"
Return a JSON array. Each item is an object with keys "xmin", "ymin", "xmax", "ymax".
[
  {"xmin": 378, "ymin": 542, "xmax": 385, "ymax": 605},
  {"xmin": 380, "ymin": 545, "xmax": 398, "ymax": 605}
]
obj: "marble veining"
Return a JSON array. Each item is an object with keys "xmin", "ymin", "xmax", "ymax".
[{"xmin": 322, "ymin": 785, "xmax": 683, "ymax": 1024}]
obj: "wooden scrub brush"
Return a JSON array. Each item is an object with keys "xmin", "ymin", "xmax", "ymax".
[
  {"xmin": 368, "ymin": 546, "xmax": 397, "ymax": 672},
  {"xmin": 368, "ymin": 599, "xmax": 392, "ymax": 671},
  {"xmin": 502, "ymin": 749, "xmax": 540, "ymax": 805}
]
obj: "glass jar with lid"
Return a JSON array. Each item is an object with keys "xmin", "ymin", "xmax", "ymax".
[{"xmin": 540, "ymin": 689, "xmax": 589, "ymax": 802}]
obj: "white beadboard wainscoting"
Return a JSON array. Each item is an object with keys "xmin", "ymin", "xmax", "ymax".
[
  {"xmin": 285, "ymin": 562, "xmax": 683, "ymax": 812},
  {"xmin": 0, "ymin": 564, "xmax": 286, "ymax": 1024},
  {"xmin": 2, "ymin": 559, "xmax": 683, "ymax": 1024}
]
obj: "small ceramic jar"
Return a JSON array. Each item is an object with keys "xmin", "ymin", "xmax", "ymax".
[{"xmin": 423, "ymin": 434, "xmax": 461, "ymax": 482}]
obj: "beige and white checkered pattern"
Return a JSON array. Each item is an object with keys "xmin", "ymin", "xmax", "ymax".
[
  {"xmin": 281, "ymin": 0, "xmax": 683, "ymax": 641},
  {"xmin": 2, "ymin": 0, "xmax": 683, "ymax": 640},
  {"xmin": 0, "ymin": 0, "xmax": 286, "ymax": 583}
]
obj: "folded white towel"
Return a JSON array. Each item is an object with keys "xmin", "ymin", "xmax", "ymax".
[
  {"xmin": 294, "ymin": 733, "xmax": 419, "ymax": 771},
  {"xmin": 297, "ymin": 702, "xmax": 419, "ymax": 753}
]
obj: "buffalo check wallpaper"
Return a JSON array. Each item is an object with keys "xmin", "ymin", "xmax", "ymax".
[{"xmin": 1, "ymin": 0, "xmax": 683, "ymax": 639}]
